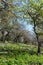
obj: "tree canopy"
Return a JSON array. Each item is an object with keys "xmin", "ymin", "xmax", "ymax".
[{"xmin": 0, "ymin": 0, "xmax": 43, "ymax": 54}]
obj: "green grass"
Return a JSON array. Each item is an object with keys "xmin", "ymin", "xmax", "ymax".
[{"xmin": 0, "ymin": 42, "xmax": 43, "ymax": 65}]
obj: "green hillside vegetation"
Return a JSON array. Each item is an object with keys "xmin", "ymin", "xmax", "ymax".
[{"xmin": 0, "ymin": 42, "xmax": 43, "ymax": 65}]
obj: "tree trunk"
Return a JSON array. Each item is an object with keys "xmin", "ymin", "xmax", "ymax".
[
  {"xmin": 37, "ymin": 42, "xmax": 41, "ymax": 54},
  {"xmin": 1, "ymin": 31, "xmax": 5, "ymax": 43},
  {"xmin": 33, "ymin": 21, "xmax": 41, "ymax": 54},
  {"xmin": 28, "ymin": 12, "xmax": 41, "ymax": 54},
  {"xmin": 1, "ymin": 34, "xmax": 5, "ymax": 43}
]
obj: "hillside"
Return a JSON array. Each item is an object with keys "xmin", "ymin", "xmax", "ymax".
[{"xmin": 0, "ymin": 42, "xmax": 43, "ymax": 65}]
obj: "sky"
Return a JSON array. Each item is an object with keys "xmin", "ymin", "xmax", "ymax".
[{"xmin": 13, "ymin": 0, "xmax": 36, "ymax": 37}]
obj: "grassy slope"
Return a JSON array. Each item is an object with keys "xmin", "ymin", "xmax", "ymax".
[{"xmin": 0, "ymin": 42, "xmax": 43, "ymax": 65}]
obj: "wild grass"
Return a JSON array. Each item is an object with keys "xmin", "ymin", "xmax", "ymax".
[{"xmin": 0, "ymin": 42, "xmax": 43, "ymax": 65}]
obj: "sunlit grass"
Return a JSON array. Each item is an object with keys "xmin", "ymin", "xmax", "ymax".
[{"xmin": 0, "ymin": 42, "xmax": 43, "ymax": 65}]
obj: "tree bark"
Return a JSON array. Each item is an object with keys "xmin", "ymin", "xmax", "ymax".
[
  {"xmin": 34, "ymin": 21, "xmax": 41, "ymax": 54},
  {"xmin": 28, "ymin": 12, "xmax": 41, "ymax": 54},
  {"xmin": 1, "ymin": 31, "xmax": 5, "ymax": 43}
]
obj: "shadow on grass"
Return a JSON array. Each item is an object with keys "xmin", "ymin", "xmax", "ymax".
[
  {"xmin": 13, "ymin": 49, "xmax": 37, "ymax": 55},
  {"xmin": 0, "ymin": 48, "xmax": 37, "ymax": 55}
]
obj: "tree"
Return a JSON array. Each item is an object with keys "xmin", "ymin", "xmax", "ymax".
[
  {"xmin": 27, "ymin": 0, "xmax": 43, "ymax": 54},
  {"xmin": 0, "ymin": 0, "xmax": 17, "ymax": 42},
  {"xmin": 0, "ymin": 0, "xmax": 43, "ymax": 54},
  {"xmin": 18, "ymin": 0, "xmax": 43, "ymax": 54}
]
